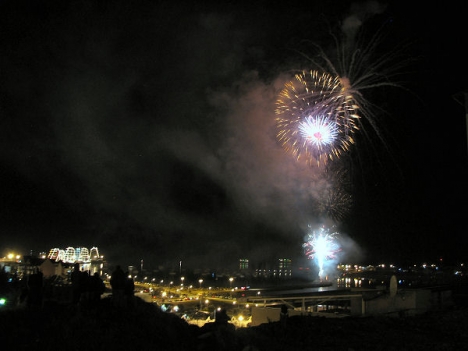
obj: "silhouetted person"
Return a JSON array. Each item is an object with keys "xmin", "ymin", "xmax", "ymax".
[
  {"xmin": 124, "ymin": 272, "xmax": 135, "ymax": 307},
  {"xmin": 0, "ymin": 267, "xmax": 15, "ymax": 307},
  {"xmin": 0, "ymin": 266, "xmax": 7, "ymax": 292},
  {"xmin": 80, "ymin": 270, "xmax": 90, "ymax": 303},
  {"xmin": 215, "ymin": 309, "xmax": 230, "ymax": 325},
  {"xmin": 280, "ymin": 304, "xmax": 289, "ymax": 325},
  {"xmin": 88, "ymin": 272, "xmax": 105, "ymax": 305},
  {"xmin": 27, "ymin": 269, "xmax": 43, "ymax": 308},
  {"xmin": 71, "ymin": 263, "xmax": 84, "ymax": 305},
  {"xmin": 199, "ymin": 308, "xmax": 235, "ymax": 349},
  {"xmin": 110, "ymin": 265, "xmax": 126, "ymax": 307}
]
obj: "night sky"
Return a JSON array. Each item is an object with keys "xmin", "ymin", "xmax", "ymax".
[{"xmin": 1, "ymin": 0, "xmax": 467, "ymax": 271}]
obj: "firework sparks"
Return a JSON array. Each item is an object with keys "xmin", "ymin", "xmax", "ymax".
[
  {"xmin": 314, "ymin": 187, "xmax": 352, "ymax": 223},
  {"xmin": 298, "ymin": 115, "xmax": 339, "ymax": 147},
  {"xmin": 303, "ymin": 225, "xmax": 341, "ymax": 280},
  {"xmin": 311, "ymin": 165, "xmax": 353, "ymax": 223},
  {"xmin": 276, "ymin": 18, "xmax": 413, "ymax": 166},
  {"xmin": 302, "ymin": 19, "xmax": 413, "ymax": 145},
  {"xmin": 276, "ymin": 70, "xmax": 357, "ymax": 165}
]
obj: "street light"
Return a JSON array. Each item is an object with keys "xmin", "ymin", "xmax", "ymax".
[
  {"xmin": 229, "ymin": 277, "xmax": 234, "ymax": 289},
  {"xmin": 181, "ymin": 276, "xmax": 185, "ymax": 288},
  {"xmin": 199, "ymin": 279, "xmax": 203, "ymax": 289}
]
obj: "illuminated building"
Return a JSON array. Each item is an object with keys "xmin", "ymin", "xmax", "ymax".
[
  {"xmin": 278, "ymin": 258, "xmax": 292, "ymax": 278},
  {"xmin": 47, "ymin": 246, "xmax": 105, "ymax": 276},
  {"xmin": 239, "ymin": 259, "xmax": 249, "ymax": 270}
]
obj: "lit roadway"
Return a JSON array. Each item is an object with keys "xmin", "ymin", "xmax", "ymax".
[
  {"xmin": 133, "ymin": 282, "xmax": 252, "ymax": 325},
  {"xmin": 134, "ymin": 283, "xmax": 242, "ymax": 306}
]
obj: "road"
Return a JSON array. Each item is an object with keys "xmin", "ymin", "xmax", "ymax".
[{"xmin": 133, "ymin": 285, "xmax": 252, "ymax": 328}]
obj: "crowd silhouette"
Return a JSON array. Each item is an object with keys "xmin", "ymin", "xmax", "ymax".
[
  {"xmin": 71, "ymin": 263, "xmax": 106, "ymax": 307},
  {"xmin": 0, "ymin": 263, "xmax": 137, "ymax": 310}
]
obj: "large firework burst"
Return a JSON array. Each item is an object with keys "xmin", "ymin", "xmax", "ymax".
[
  {"xmin": 276, "ymin": 16, "xmax": 413, "ymax": 166},
  {"xmin": 276, "ymin": 70, "xmax": 358, "ymax": 166}
]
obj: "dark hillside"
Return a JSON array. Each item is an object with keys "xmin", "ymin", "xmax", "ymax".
[{"xmin": 1, "ymin": 296, "xmax": 468, "ymax": 351}]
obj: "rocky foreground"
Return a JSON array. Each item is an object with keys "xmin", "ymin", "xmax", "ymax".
[{"xmin": 1, "ymin": 296, "xmax": 468, "ymax": 351}]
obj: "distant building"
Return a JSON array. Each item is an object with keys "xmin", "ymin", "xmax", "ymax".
[
  {"xmin": 47, "ymin": 246, "xmax": 105, "ymax": 276},
  {"xmin": 47, "ymin": 246, "xmax": 101, "ymax": 263},
  {"xmin": 278, "ymin": 258, "xmax": 292, "ymax": 278},
  {"xmin": 239, "ymin": 259, "xmax": 249, "ymax": 270},
  {"xmin": 251, "ymin": 258, "xmax": 293, "ymax": 280}
]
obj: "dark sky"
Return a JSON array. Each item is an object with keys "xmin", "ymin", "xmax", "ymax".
[{"xmin": 1, "ymin": 0, "xmax": 467, "ymax": 271}]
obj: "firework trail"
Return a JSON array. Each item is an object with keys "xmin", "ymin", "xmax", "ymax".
[
  {"xmin": 311, "ymin": 165, "xmax": 353, "ymax": 222},
  {"xmin": 303, "ymin": 225, "xmax": 341, "ymax": 280},
  {"xmin": 314, "ymin": 186, "xmax": 352, "ymax": 223}
]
